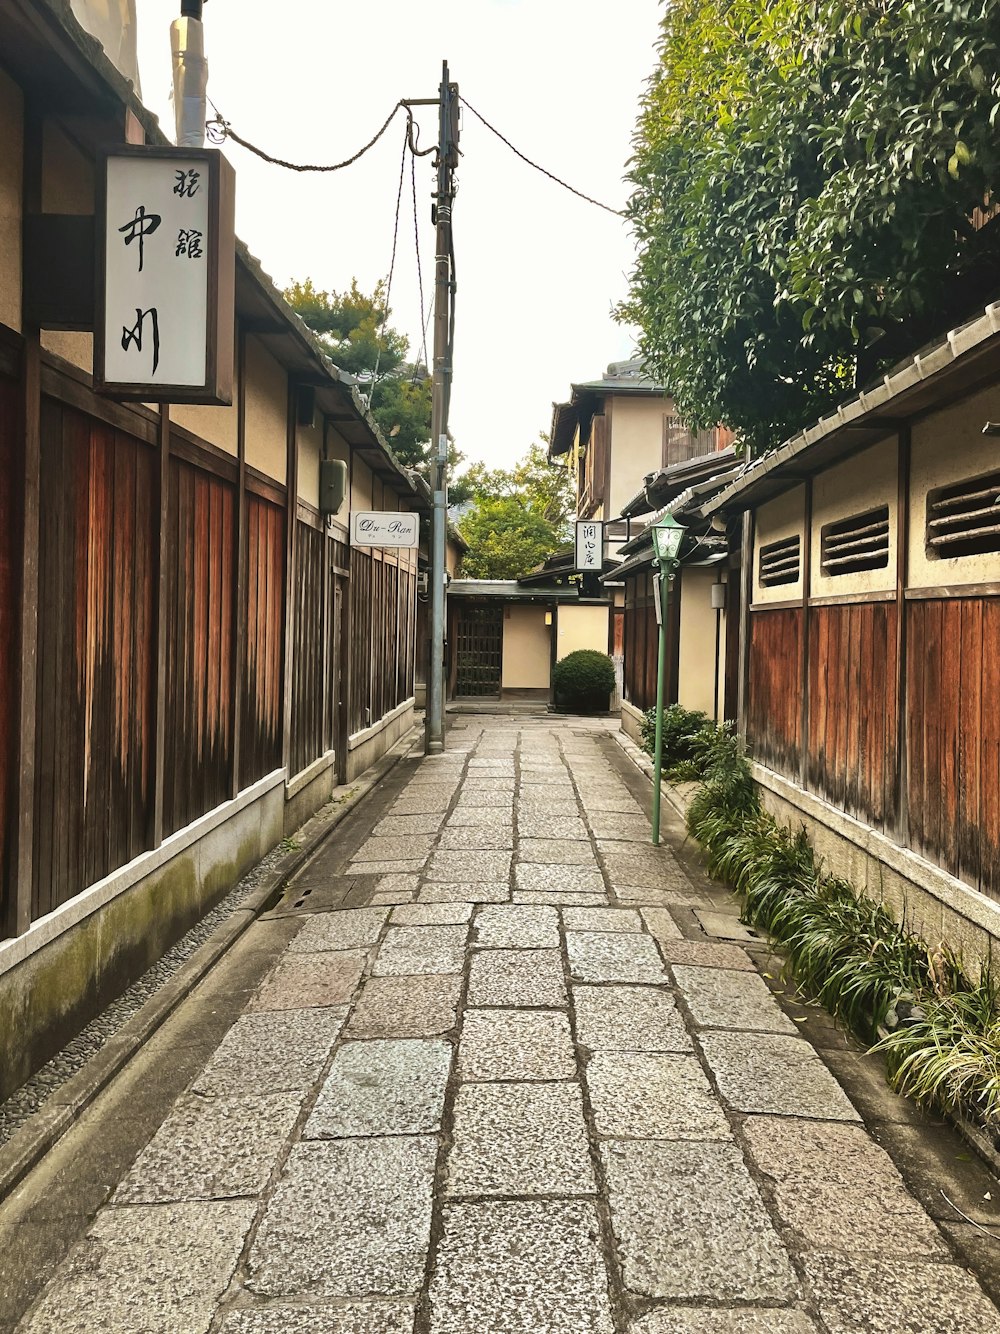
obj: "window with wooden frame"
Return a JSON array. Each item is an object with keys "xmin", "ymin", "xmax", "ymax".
[
  {"xmin": 758, "ymin": 534, "xmax": 801, "ymax": 588},
  {"xmin": 820, "ymin": 505, "xmax": 890, "ymax": 576},
  {"xmin": 663, "ymin": 415, "xmax": 716, "ymax": 467},
  {"xmin": 925, "ymin": 467, "xmax": 1000, "ymax": 559}
]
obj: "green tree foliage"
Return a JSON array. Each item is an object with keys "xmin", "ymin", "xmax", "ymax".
[
  {"xmin": 285, "ymin": 278, "xmax": 433, "ymax": 469},
  {"xmin": 622, "ymin": 0, "xmax": 1000, "ymax": 453},
  {"xmin": 458, "ymin": 442, "xmax": 575, "ymax": 580}
]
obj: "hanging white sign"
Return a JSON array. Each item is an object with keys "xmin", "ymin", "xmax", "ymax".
[
  {"xmin": 97, "ymin": 147, "xmax": 235, "ymax": 403},
  {"xmin": 351, "ymin": 511, "xmax": 420, "ymax": 549},
  {"xmin": 575, "ymin": 520, "xmax": 603, "ymax": 572}
]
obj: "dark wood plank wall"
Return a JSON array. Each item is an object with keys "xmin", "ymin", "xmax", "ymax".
[
  {"xmin": 907, "ymin": 597, "xmax": 1000, "ymax": 897},
  {"xmin": 348, "ymin": 549, "xmax": 416, "ymax": 733},
  {"xmin": 290, "ymin": 520, "xmax": 325, "ymax": 776},
  {"xmin": 0, "ymin": 376, "xmax": 21, "ymax": 926},
  {"xmin": 747, "ymin": 608, "xmax": 802, "ymax": 774},
  {"xmin": 806, "ymin": 602, "xmax": 898, "ymax": 831},
  {"xmin": 623, "ymin": 571, "xmax": 681, "ymax": 714},
  {"xmin": 239, "ymin": 494, "xmax": 285, "ymax": 789},
  {"xmin": 162, "ymin": 455, "xmax": 236, "ymax": 836},
  {"xmin": 32, "ymin": 401, "xmax": 156, "ymax": 917}
]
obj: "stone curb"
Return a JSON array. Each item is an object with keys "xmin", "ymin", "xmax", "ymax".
[
  {"xmin": 0, "ymin": 727, "xmax": 420, "ymax": 1204},
  {"xmin": 609, "ymin": 727, "xmax": 696, "ymax": 821}
]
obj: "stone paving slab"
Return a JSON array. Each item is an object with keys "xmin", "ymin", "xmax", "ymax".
[
  {"xmin": 517, "ymin": 816, "xmax": 590, "ymax": 841},
  {"xmin": 461, "ymin": 776, "xmax": 517, "ymax": 792},
  {"xmin": 391, "ymin": 903, "xmax": 474, "ymax": 926},
  {"xmin": 516, "ymin": 864, "xmax": 607, "ymax": 895},
  {"xmin": 473, "ymin": 905, "xmax": 561, "ymax": 949},
  {"xmin": 602, "ymin": 1140, "xmax": 798, "ymax": 1301},
  {"xmin": 436, "ymin": 827, "xmax": 515, "ymax": 850},
  {"xmin": 390, "ymin": 795, "xmax": 454, "ymax": 816},
  {"xmin": 657, "ymin": 939, "xmax": 756, "ymax": 971},
  {"xmin": 20, "ymin": 1200, "xmax": 256, "ymax": 1334},
  {"xmin": 114, "ymin": 1091, "xmax": 302, "ymax": 1203},
  {"xmin": 288, "ymin": 909, "xmax": 390, "ymax": 951},
  {"xmin": 374, "ymin": 815, "xmax": 446, "ymax": 837},
  {"xmin": 614, "ymin": 886, "xmax": 711, "ymax": 907},
  {"xmin": 586, "ymin": 1053, "xmax": 732, "ymax": 1140},
  {"xmin": 347, "ymin": 858, "xmax": 427, "ymax": 875},
  {"xmin": 588, "ymin": 816, "xmax": 654, "ymax": 841},
  {"xmin": 351, "ymin": 836, "xmax": 434, "ymax": 864},
  {"xmin": 193, "ymin": 1007, "xmax": 347, "ymax": 1095},
  {"xmin": 345, "ymin": 974, "xmax": 462, "ymax": 1039},
  {"xmin": 628, "ymin": 1310, "xmax": 819, "ymax": 1333},
  {"xmin": 638, "ymin": 906, "xmax": 684, "ymax": 942},
  {"xmin": 306, "ymin": 1039, "xmax": 452, "ymax": 1138},
  {"xmin": 799, "ymin": 1253, "xmax": 999, "ymax": 1333},
  {"xmin": 218, "ymin": 1302, "xmax": 416, "ymax": 1333},
  {"xmin": 374, "ymin": 874, "xmax": 421, "ymax": 899},
  {"xmin": 372, "ymin": 926, "xmax": 468, "ymax": 976},
  {"xmin": 426, "ymin": 851, "xmax": 513, "ymax": 882},
  {"xmin": 513, "ymin": 890, "xmax": 609, "ymax": 907},
  {"xmin": 695, "ymin": 909, "xmax": 765, "ymax": 942},
  {"xmin": 458, "ymin": 1009, "xmax": 576, "ymax": 1081},
  {"xmin": 561, "ymin": 907, "xmax": 643, "ymax": 933},
  {"xmin": 517, "ymin": 839, "xmax": 598, "ymax": 865},
  {"xmin": 467, "ymin": 949, "xmax": 568, "ymax": 1007},
  {"xmin": 249, "ymin": 950, "xmax": 366, "ymax": 1010},
  {"xmin": 698, "ymin": 1031, "xmax": 861, "ymax": 1121},
  {"xmin": 673, "ymin": 966, "xmax": 799, "ymax": 1034},
  {"xmin": 446, "ymin": 1081, "xmax": 594, "ymax": 1197},
  {"xmin": 247, "ymin": 1137, "xmax": 437, "ymax": 1299},
  {"xmin": 428, "ymin": 1199, "xmax": 614, "ymax": 1333},
  {"xmin": 574, "ymin": 985, "xmax": 693, "ymax": 1053},
  {"xmin": 419, "ymin": 881, "xmax": 511, "ymax": 904},
  {"xmin": 741, "ymin": 1117, "xmax": 949, "ymax": 1258},
  {"xmin": 566, "ymin": 931, "xmax": 669, "ymax": 983},
  {"xmin": 444, "ymin": 807, "xmax": 514, "ymax": 828}
]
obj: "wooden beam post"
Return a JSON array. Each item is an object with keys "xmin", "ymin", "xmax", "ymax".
[
  {"xmin": 281, "ymin": 378, "xmax": 299, "ymax": 779},
  {"xmin": 800, "ymin": 478, "xmax": 813, "ymax": 788},
  {"xmin": 737, "ymin": 510, "xmax": 754, "ymax": 744},
  {"xmin": 336, "ymin": 443, "xmax": 355, "ymax": 784},
  {"xmin": 230, "ymin": 328, "xmax": 247, "ymax": 799},
  {"xmin": 151, "ymin": 404, "xmax": 170, "ymax": 847},
  {"xmin": 895, "ymin": 426, "xmax": 911, "ymax": 846}
]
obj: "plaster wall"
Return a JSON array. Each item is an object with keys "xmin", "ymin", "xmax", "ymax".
[
  {"xmin": 244, "ymin": 336, "xmax": 287, "ymax": 484},
  {"xmin": 352, "ymin": 457, "xmax": 373, "ymax": 512},
  {"xmin": 0, "ymin": 68, "xmax": 23, "ymax": 332},
  {"xmin": 297, "ymin": 417, "xmax": 322, "ymax": 507},
  {"xmin": 677, "ymin": 566, "xmax": 719, "ymax": 717},
  {"xmin": 501, "ymin": 605, "xmax": 551, "ymax": 689},
  {"xmin": 752, "ymin": 485, "xmax": 806, "ymax": 604},
  {"xmin": 39, "ymin": 121, "xmax": 95, "ymax": 373},
  {"xmin": 556, "ymin": 603, "xmax": 610, "ymax": 662},
  {"xmin": 810, "ymin": 435, "xmax": 897, "ymax": 597},
  {"xmin": 171, "ymin": 397, "xmax": 239, "ymax": 457},
  {"xmin": 908, "ymin": 383, "xmax": 1000, "ymax": 588},
  {"xmin": 608, "ymin": 394, "xmax": 671, "ymax": 518}
]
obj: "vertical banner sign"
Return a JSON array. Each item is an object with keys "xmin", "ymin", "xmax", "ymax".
[
  {"xmin": 97, "ymin": 147, "xmax": 236, "ymax": 403},
  {"xmin": 575, "ymin": 520, "xmax": 603, "ymax": 573}
]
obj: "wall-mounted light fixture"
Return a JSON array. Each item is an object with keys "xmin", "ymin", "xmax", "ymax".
[
  {"xmin": 710, "ymin": 580, "xmax": 726, "ymax": 610},
  {"xmin": 982, "ymin": 422, "xmax": 1000, "ymax": 436},
  {"xmin": 544, "ymin": 610, "xmax": 553, "ymax": 626}
]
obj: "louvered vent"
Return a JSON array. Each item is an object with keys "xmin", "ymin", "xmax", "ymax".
[
  {"xmin": 758, "ymin": 535, "xmax": 801, "ymax": 587},
  {"xmin": 821, "ymin": 505, "xmax": 890, "ymax": 575},
  {"xmin": 926, "ymin": 469, "xmax": 1000, "ymax": 559}
]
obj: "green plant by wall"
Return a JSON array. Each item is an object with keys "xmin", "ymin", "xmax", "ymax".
[
  {"xmin": 680, "ymin": 721, "xmax": 1000, "ymax": 1140},
  {"xmin": 640, "ymin": 704, "xmax": 713, "ymax": 779},
  {"xmin": 552, "ymin": 650, "xmax": 616, "ymax": 713}
]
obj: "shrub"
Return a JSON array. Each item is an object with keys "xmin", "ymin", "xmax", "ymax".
[
  {"xmin": 639, "ymin": 704, "xmax": 711, "ymax": 772},
  {"xmin": 551, "ymin": 650, "xmax": 615, "ymax": 712}
]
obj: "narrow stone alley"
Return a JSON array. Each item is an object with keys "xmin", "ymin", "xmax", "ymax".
[{"xmin": 4, "ymin": 714, "xmax": 1000, "ymax": 1333}]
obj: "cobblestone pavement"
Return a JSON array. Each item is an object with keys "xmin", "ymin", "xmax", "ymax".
[{"xmin": 11, "ymin": 716, "xmax": 1000, "ymax": 1332}]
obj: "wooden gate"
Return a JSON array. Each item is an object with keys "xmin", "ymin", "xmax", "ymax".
[{"xmin": 454, "ymin": 604, "xmax": 503, "ymax": 697}]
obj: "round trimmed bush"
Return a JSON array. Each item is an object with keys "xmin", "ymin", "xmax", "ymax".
[{"xmin": 551, "ymin": 649, "xmax": 616, "ymax": 714}]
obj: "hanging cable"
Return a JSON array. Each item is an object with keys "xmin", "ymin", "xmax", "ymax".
[
  {"xmin": 459, "ymin": 95, "xmax": 625, "ymax": 217},
  {"xmin": 411, "ymin": 148, "xmax": 430, "ymax": 377},
  {"xmin": 368, "ymin": 124, "xmax": 410, "ymax": 405},
  {"xmin": 205, "ymin": 99, "xmax": 409, "ymax": 172}
]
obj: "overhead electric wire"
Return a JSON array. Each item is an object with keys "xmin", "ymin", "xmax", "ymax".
[
  {"xmin": 458, "ymin": 95, "xmax": 626, "ymax": 218},
  {"xmin": 205, "ymin": 99, "xmax": 410, "ymax": 172},
  {"xmin": 369, "ymin": 124, "xmax": 411, "ymax": 400},
  {"xmin": 411, "ymin": 148, "xmax": 430, "ymax": 376}
]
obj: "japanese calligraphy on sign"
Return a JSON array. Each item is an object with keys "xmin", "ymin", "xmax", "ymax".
[
  {"xmin": 98, "ymin": 148, "xmax": 235, "ymax": 403},
  {"xmin": 575, "ymin": 520, "xmax": 604, "ymax": 573}
]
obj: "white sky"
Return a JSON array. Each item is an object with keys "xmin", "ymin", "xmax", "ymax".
[{"xmin": 134, "ymin": 1, "xmax": 663, "ymax": 470}]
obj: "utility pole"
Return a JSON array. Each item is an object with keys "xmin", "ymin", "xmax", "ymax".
[{"xmin": 425, "ymin": 60, "xmax": 458, "ymax": 754}]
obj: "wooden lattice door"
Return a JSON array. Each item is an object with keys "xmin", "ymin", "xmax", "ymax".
[{"xmin": 454, "ymin": 604, "xmax": 503, "ymax": 697}]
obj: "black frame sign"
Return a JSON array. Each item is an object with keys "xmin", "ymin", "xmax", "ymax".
[{"xmin": 96, "ymin": 146, "xmax": 236, "ymax": 404}]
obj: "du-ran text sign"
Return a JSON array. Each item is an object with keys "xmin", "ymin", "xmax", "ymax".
[
  {"xmin": 97, "ymin": 147, "xmax": 235, "ymax": 403},
  {"xmin": 351, "ymin": 511, "xmax": 420, "ymax": 549}
]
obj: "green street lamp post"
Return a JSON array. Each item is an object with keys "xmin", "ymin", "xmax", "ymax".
[{"xmin": 650, "ymin": 513, "xmax": 687, "ymax": 845}]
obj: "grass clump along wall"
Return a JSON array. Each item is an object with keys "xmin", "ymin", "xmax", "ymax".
[{"xmin": 644, "ymin": 712, "xmax": 1000, "ymax": 1143}]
